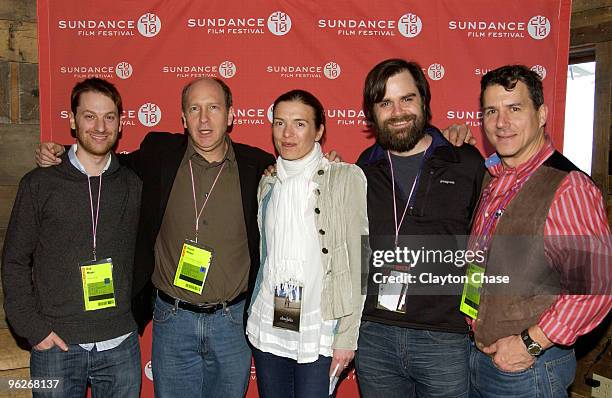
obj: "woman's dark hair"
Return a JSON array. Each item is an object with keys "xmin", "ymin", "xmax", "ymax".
[{"xmin": 273, "ymin": 89, "xmax": 326, "ymax": 143}]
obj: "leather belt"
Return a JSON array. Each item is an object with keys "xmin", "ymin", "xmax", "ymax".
[{"xmin": 157, "ymin": 290, "xmax": 247, "ymax": 314}]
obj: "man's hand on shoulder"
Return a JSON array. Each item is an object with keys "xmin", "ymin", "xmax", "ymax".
[
  {"xmin": 263, "ymin": 164, "xmax": 276, "ymax": 177},
  {"xmin": 442, "ymin": 124, "xmax": 477, "ymax": 147},
  {"xmin": 324, "ymin": 150, "xmax": 342, "ymax": 163},
  {"xmin": 36, "ymin": 142, "xmax": 65, "ymax": 167},
  {"xmin": 33, "ymin": 331, "xmax": 68, "ymax": 352}
]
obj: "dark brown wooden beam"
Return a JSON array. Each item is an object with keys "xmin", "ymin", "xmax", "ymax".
[{"xmin": 591, "ymin": 41, "xmax": 611, "ymax": 193}]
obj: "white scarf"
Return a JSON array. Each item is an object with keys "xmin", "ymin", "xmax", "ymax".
[{"xmin": 267, "ymin": 143, "xmax": 323, "ymax": 291}]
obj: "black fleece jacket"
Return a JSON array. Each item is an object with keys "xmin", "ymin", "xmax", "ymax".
[
  {"xmin": 358, "ymin": 129, "xmax": 486, "ymax": 333},
  {"xmin": 2, "ymin": 152, "xmax": 141, "ymax": 346}
]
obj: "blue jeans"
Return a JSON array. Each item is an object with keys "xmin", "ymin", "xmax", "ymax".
[
  {"xmin": 29, "ymin": 331, "xmax": 141, "ymax": 398},
  {"xmin": 151, "ymin": 295, "xmax": 252, "ymax": 398},
  {"xmin": 469, "ymin": 343, "xmax": 576, "ymax": 398},
  {"xmin": 252, "ymin": 347, "xmax": 332, "ymax": 398},
  {"xmin": 356, "ymin": 321, "xmax": 469, "ymax": 398}
]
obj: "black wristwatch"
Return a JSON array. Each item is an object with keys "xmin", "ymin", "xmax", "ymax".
[{"xmin": 521, "ymin": 329, "xmax": 543, "ymax": 356}]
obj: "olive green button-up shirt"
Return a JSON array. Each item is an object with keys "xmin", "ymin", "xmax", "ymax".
[{"xmin": 152, "ymin": 137, "xmax": 250, "ymax": 304}]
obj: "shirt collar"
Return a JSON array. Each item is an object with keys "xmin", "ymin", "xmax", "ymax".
[
  {"xmin": 362, "ymin": 126, "xmax": 449, "ymax": 165},
  {"xmin": 68, "ymin": 144, "xmax": 112, "ymax": 176},
  {"xmin": 185, "ymin": 135, "xmax": 235, "ymax": 166},
  {"xmin": 485, "ymin": 135, "xmax": 555, "ymax": 179}
]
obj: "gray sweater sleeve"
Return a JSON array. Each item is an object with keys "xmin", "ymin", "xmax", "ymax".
[{"xmin": 1, "ymin": 176, "xmax": 52, "ymax": 346}]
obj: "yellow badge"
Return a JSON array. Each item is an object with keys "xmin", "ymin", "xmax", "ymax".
[
  {"xmin": 80, "ymin": 258, "xmax": 116, "ymax": 311},
  {"xmin": 460, "ymin": 262, "xmax": 485, "ymax": 319},
  {"xmin": 173, "ymin": 240, "xmax": 213, "ymax": 294}
]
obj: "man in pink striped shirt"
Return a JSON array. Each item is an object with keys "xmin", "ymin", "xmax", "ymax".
[{"xmin": 466, "ymin": 65, "xmax": 611, "ymax": 398}]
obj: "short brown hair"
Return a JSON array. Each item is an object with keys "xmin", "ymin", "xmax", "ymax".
[
  {"xmin": 70, "ymin": 78, "xmax": 123, "ymax": 116},
  {"xmin": 480, "ymin": 65, "xmax": 544, "ymax": 109}
]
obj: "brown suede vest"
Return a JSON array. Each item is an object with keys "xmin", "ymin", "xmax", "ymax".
[{"xmin": 473, "ymin": 153, "xmax": 575, "ymax": 348}]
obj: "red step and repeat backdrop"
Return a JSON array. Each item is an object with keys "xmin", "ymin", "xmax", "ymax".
[{"xmin": 37, "ymin": 1, "xmax": 571, "ymax": 396}]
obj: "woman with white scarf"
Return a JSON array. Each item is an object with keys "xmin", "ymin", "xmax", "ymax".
[{"xmin": 247, "ymin": 90, "xmax": 368, "ymax": 397}]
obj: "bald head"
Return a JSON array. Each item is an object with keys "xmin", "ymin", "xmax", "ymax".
[{"xmin": 181, "ymin": 77, "xmax": 233, "ymax": 112}]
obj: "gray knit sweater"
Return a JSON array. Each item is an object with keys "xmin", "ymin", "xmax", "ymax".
[{"xmin": 2, "ymin": 152, "xmax": 142, "ymax": 346}]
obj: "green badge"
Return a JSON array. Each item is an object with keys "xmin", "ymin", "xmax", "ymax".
[
  {"xmin": 173, "ymin": 240, "xmax": 213, "ymax": 294},
  {"xmin": 460, "ymin": 262, "xmax": 485, "ymax": 319},
  {"xmin": 80, "ymin": 258, "xmax": 116, "ymax": 311}
]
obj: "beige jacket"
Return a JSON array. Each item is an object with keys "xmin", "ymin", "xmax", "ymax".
[{"xmin": 252, "ymin": 158, "xmax": 369, "ymax": 350}]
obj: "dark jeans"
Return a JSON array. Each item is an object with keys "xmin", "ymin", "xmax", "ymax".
[
  {"xmin": 469, "ymin": 342, "xmax": 576, "ymax": 398},
  {"xmin": 151, "ymin": 295, "xmax": 252, "ymax": 398},
  {"xmin": 252, "ymin": 347, "xmax": 333, "ymax": 398},
  {"xmin": 356, "ymin": 321, "xmax": 469, "ymax": 398},
  {"xmin": 29, "ymin": 331, "xmax": 141, "ymax": 398}
]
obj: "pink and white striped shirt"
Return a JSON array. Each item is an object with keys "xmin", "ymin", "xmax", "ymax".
[{"xmin": 471, "ymin": 137, "xmax": 611, "ymax": 345}]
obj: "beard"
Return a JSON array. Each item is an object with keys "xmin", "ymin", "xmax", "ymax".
[{"xmin": 375, "ymin": 113, "xmax": 426, "ymax": 153}]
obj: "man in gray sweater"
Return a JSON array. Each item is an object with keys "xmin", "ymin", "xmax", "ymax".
[{"xmin": 1, "ymin": 78, "xmax": 142, "ymax": 397}]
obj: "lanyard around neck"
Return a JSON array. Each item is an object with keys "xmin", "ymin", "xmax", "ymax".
[
  {"xmin": 387, "ymin": 151, "xmax": 419, "ymax": 247},
  {"xmin": 474, "ymin": 164, "xmax": 541, "ymax": 253},
  {"xmin": 87, "ymin": 175, "xmax": 102, "ymax": 261},
  {"xmin": 189, "ymin": 159, "xmax": 226, "ymax": 243}
]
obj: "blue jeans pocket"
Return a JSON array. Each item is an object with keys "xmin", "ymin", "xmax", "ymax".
[
  {"xmin": 224, "ymin": 301, "xmax": 245, "ymax": 326},
  {"xmin": 488, "ymin": 357, "xmax": 537, "ymax": 397},
  {"xmin": 545, "ymin": 350, "xmax": 575, "ymax": 397},
  {"xmin": 153, "ymin": 297, "xmax": 175, "ymax": 323},
  {"xmin": 493, "ymin": 361, "xmax": 533, "ymax": 377}
]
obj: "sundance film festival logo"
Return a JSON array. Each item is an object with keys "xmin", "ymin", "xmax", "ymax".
[
  {"xmin": 161, "ymin": 61, "xmax": 236, "ymax": 79},
  {"xmin": 266, "ymin": 61, "xmax": 340, "ymax": 79},
  {"xmin": 57, "ymin": 14, "xmax": 160, "ymax": 38},
  {"xmin": 398, "ymin": 13, "xmax": 422, "ymax": 38},
  {"xmin": 138, "ymin": 13, "xmax": 161, "ymax": 37},
  {"xmin": 531, "ymin": 65, "xmax": 547, "ymax": 80},
  {"xmin": 268, "ymin": 11, "xmax": 292, "ymax": 35},
  {"xmin": 448, "ymin": 15, "xmax": 551, "ymax": 40},
  {"xmin": 138, "ymin": 103, "xmax": 161, "ymax": 127},
  {"xmin": 115, "ymin": 62, "xmax": 133, "ymax": 79},
  {"xmin": 58, "ymin": 19, "xmax": 136, "ymax": 37},
  {"xmin": 427, "ymin": 63, "xmax": 445, "ymax": 80},
  {"xmin": 324, "ymin": 62, "xmax": 341, "ymax": 80},
  {"xmin": 219, "ymin": 61, "xmax": 237, "ymax": 78},
  {"xmin": 186, "ymin": 14, "xmax": 285, "ymax": 35},
  {"xmin": 59, "ymin": 64, "xmax": 116, "ymax": 79},
  {"xmin": 317, "ymin": 17, "xmax": 396, "ymax": 37},
  {"xmin": 528, "ymin": 16, "xmax": 550, "ymax": 40},
  {"xmin": 162, "ymin": 64, "xmax": 217, "ymax": 78}
]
